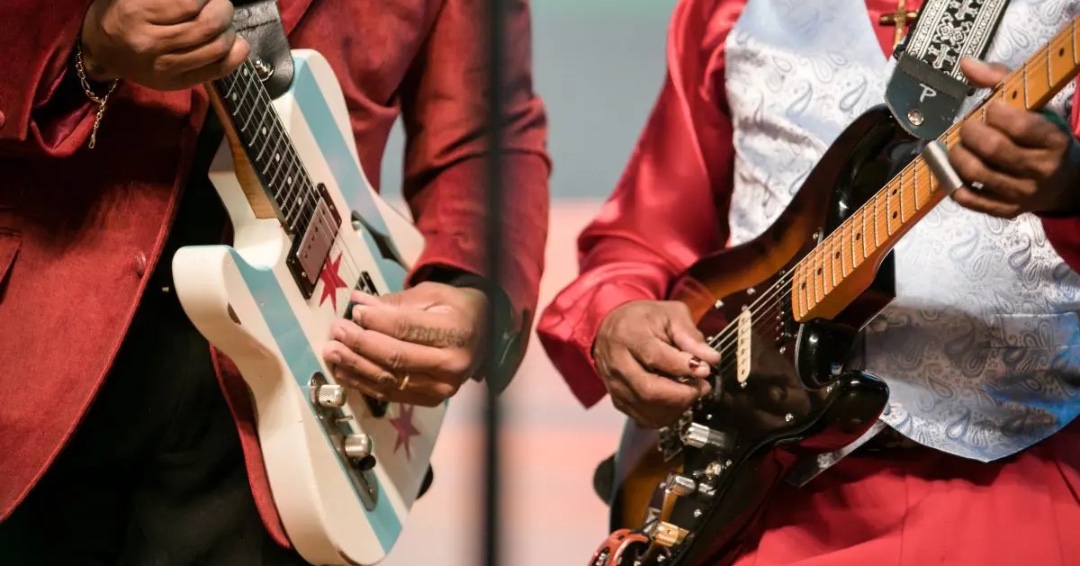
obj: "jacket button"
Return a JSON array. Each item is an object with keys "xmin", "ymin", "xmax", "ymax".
[{"xmin": 134, "ymin": 252, "xmax": 148, "ymax": 277}]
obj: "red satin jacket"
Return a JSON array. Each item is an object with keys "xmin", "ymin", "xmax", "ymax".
[
  {"xmin": 0, "ymin": 0, "xmax": 550, "ymax": 547},
  {"xmin": 537, "ymin": 0, "xmax": 1080, "ymax": 409}
]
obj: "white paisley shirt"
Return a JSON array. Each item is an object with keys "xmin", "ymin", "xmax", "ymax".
[{"xmin": 725, "ymin": 0, "xmax": 1080, "ymax": 461}]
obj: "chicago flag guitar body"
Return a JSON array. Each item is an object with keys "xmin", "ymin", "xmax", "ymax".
[
  {"xmin": 170, "ymin": 50, "xmax": 441, "ymax": 565},
  {"xmin": 589, "ymin": 17, "xmax": 1080, "ymax": 566}
]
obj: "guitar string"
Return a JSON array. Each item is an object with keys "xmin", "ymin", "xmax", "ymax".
[
  {"xmin": 219, "ymin": 34, "xmax": 1065, "ymax": 358},
  {"xmin": 224, "ymin": 65, "xmax": 380, "ymax": 309},
  {"xmin": 696, "ymin": 44, "xmax": 1062, "ymax": 373}
]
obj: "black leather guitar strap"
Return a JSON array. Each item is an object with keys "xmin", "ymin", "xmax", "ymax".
[
  {"xmin": 885, "ymin": 0, "xmax": 1012, "ymax": 139},
  {"xmin": 229, "ymin": 0, "xmax": 294, "ymax": 99}
]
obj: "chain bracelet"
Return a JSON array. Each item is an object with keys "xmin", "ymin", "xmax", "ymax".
[{"xmin": 73, "ymin": 43, "xmax": 119, "ymax": 149}]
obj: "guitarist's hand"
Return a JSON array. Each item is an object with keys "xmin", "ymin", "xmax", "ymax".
[
  {"xmin": 593, "ymin": 301, "xmax": 720, "ymax": 428},
  {"xmin": 80, "ymin": 0, "xmax": 250, "ymax": 90},
  {"xmin": 322, "ymin": 282, "xmax": 488, "ymax": 407},
  {"xmin": 949, "ymin": 57, "xmax": 1080, "ymax": 217}
]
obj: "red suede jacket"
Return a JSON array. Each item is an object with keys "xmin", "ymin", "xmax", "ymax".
[{"xmin": 0, "ymin": 0, "xmax": 550, "ymax": 547}]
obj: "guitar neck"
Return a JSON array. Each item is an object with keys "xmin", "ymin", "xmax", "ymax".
[
  {"xmin": 208, "ymin": 61, "xmax": 319, "ymax": 235},
  {"xmin": 791, "ymin": 17, "xmax": 1080, "ymax": 323}
]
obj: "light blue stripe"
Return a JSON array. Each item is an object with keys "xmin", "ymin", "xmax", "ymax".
[
  {"xmin": 227, "ymin": 54, "xmax": 411, "ymax": 552},
  {"xmin": 292, "ymin": 58, "xmax": 409, "ymax": 292},
  {"xmin": 232, "ymin": 253, "xmax": 402, "ymax": 551}
]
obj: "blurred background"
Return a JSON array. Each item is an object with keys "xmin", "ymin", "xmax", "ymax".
[{"xmin": 378, "ymin": 1, "xmax": 678, "ymax": 564}]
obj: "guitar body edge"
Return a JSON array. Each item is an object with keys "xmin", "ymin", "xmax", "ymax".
[
  {"xmin": 605, "ymin": 106, "xmax": 913, "ymax": 564},
  {"xmin": 172, "ymin": 245, "xmax": 351, "ymax": 564},
  {"xmin": 173, "ymin": 49, "xmax": 443, "ymax": 565}
]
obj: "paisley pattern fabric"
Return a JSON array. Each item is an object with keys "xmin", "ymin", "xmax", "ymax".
[{"xmin": 725, "ymin": 0, "xmax": 1080, "ymax": 461}]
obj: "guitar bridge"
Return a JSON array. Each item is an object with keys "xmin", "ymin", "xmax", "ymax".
[
  {"xmin": 286, "ymin": 183, "xmax": 343, "ymax": 299},
  {"xmin": 657, "ymin": 411, "xmax": 694, "ymax": 461}
]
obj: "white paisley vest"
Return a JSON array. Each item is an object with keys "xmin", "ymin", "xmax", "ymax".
[{"xmin": 726, "ymin": 0, "xmax": 1080, "ymax": 461}]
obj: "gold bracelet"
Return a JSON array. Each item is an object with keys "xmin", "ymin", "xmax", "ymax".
[{"xmin": 73, "ymin": 43, "xmax": 119, "ymax": 149}]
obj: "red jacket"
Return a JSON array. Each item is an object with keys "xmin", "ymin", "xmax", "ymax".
[
  {"xmin": 536, "ymin": 0, "xmax": 1080, "ymax": 408},
  {"xmin": 0, "ymin": 0, "xmax": 550, "ymax": 547}
]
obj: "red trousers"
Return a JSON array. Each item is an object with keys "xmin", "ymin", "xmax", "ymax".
[{"xmin": 734, "ymin": 422, "xmax": 1080, "ymax": 565}]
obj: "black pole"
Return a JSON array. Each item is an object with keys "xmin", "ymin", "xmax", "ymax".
[{"xmin": 481, "ymin": 0, "xmax": 506, "ymax": 563}]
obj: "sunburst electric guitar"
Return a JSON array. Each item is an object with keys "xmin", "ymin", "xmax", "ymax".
[
  {"xmin": 588, "ymin": 16, "xmax": 1080, "ymax": 566},
  {"xmin": 170, "ymin": 51, "xmax": 442, "ymax": 565}
]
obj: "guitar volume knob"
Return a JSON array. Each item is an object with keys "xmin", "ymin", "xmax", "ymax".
[
  {"xmin": 682, "ymin": 423, "xmax": 732, "ymax": 453},
  {"xmin": 312, "ymin": 383, "xmax": 347, "ymax": 408},
  {"xmin": 343, "ymin": 434, "xmax": 377, "ymax": 471}
]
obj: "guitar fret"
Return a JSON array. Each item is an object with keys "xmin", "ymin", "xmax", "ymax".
[
  {"xmin": 802, "ymin": 260, "xmax": 811, "ymax": 317},
  {"xmin": 899, "ymin": 171, "xmax": 909, "ymax": 222},
  {"xmin": 1047, "ymin": 43, "xmax": 1053, "ymax": 86},
  {"xmin": 795, "ymin": 17, "xmax": 1080, "ymax": 321},
  {"xmin": 265, "ymin": 128, "xmax": 286, "ymax": 186},
  {"xmin": 1023, "ymin": 61, "xmax": 1030, "ymax": 108},
  {"xmin": 884, "ymin": 188, "xmax": 893, "ymax": 237},
  {"xmin": 816, "ymin": 245, "xmax": 825, "ymax": 298},
  {"xmin": 834, "ymin": 232, "xmax": 842, "ymax": 279},
  {"xmin": 847, "ymin": 215, "xmax": 857, "ymax": 270},
  {"xmin": 912, "ymin": 165, "xmax": 920, "ymax": 212},
  {"xmin": 267, "ymin": 142, "xmax": 284, "ymax": 188},
  {"xmin": 825, "ymin": 236, "xmax": 835, "ymax": 285},
  {"xmin": 1074, "ymin": 19, "xmax": 1079, "ymax": 65},
  {"xmin": 238, "ymin": 75, "xmax": 256, "ymax": 133},
  {"xmin": 283, "ymin": 149, "xmax": 303, "ymax": 206},
  {"xmin": 816, "ymin": 246, "xmax": 825, "ymax": 298},
  {"xmin": 281, "ymin": 155, "xmax": 300, "ymax": 213},
  {"xmin": 254, "ymin": 108, "xmax": 273, "ymax": 161},
  {"xmin": 860, "ymin": 207, "xmax": 869, "ymax": 259},
  {"xmin": 872, "ymin": 193, "xmax": 881, "ymax": 243},
  {"xmin": 798, "ymin": 262, "xmax": 807, "ymax": 319},
  {"xmin": 208, "ymin": 61, "xmax": 326, "ymax": 236},
  {"xmin": 889, "ymin": 182, "xmax": 898, "ymax": 233},
  {"xmin": 1028, "ymin": 48, "xmax": 1052, "ymax": 103},
  {"xmin": 1050, "ymin": 31, "xmax": 1076, "ymax": 92},
  {"xmin": 794, "ymin": 263, "xmax": 803, "ymax": 319}
]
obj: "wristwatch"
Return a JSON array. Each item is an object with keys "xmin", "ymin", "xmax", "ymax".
[
  {"xmin": 421, "ymin": 266, "xmax": 522, "ymax": 394},
  {"xmin": 1034, "ymin": 108, "xmax": 1080, "ymax": 218}
]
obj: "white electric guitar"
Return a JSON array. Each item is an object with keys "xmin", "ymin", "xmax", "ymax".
[{"xmin": 171, "ymin": 50, "xmax": 445, "ymax": 565}]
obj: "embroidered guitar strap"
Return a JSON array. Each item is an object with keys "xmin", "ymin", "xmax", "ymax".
[{"xmin": 885, "ymin": 0, "xmax": 1013, "ymax": 139}]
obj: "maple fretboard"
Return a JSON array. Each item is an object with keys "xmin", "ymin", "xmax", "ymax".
[{"xmin": 791, "ymin": 17, "xmax": 1080, "ymax": 322}]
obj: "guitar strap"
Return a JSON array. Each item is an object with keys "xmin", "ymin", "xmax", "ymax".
[
  {"xmin": 885, "ymin": 0, "xmax": 1012, "ymax": 140},
  {"xmin": 229, "ymin": 0, "xmax": 295, "ymax": 99}
]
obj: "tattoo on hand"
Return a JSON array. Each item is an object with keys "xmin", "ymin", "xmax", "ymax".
[{"xmin": 404, "ymin": 324, "xmax": 469, "ymax": 348}]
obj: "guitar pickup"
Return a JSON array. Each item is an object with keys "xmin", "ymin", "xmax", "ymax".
[
  {"xmin": 736, "ymin": 308, "xmax": 752, "ymax": 384},
  {"xmin": 285, "ymin": 183, "xmax": 342, "ymax": 299}
]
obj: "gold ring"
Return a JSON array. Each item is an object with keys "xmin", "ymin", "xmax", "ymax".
[{"xmin": 398, "ymin": 374, "xmax": 410, "ymax": 390}]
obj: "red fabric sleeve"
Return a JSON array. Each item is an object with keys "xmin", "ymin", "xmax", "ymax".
[
  {"xmin": 536, "ymin": 0, "xmax": 746, "ymax": 408},
  {"xmin": 0, "ymin": 0, "xmax": 100, "ymax": 158},
  {"xmin": 397, "ymin": 0, "xmax": 551, "ymax": 347},
  {"xmin": 1040, "ymin": 86, "xmax": 1080, "ymax": 270}
]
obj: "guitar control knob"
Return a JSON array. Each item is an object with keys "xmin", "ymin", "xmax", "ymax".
[
  {"xmin": 666, "ymin": 474, "xmax": 697, "ymax": 497},
  {"xmin": 682, "ymin": 423, "xmax": 732, "ymax": 452},
  {"xmin": 312, "ymin": 383, "xmax": 347, "ymax": 408},
  {"xmin": 342, "ymin": 434, "xmax": 376, "ymax": 471}
]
